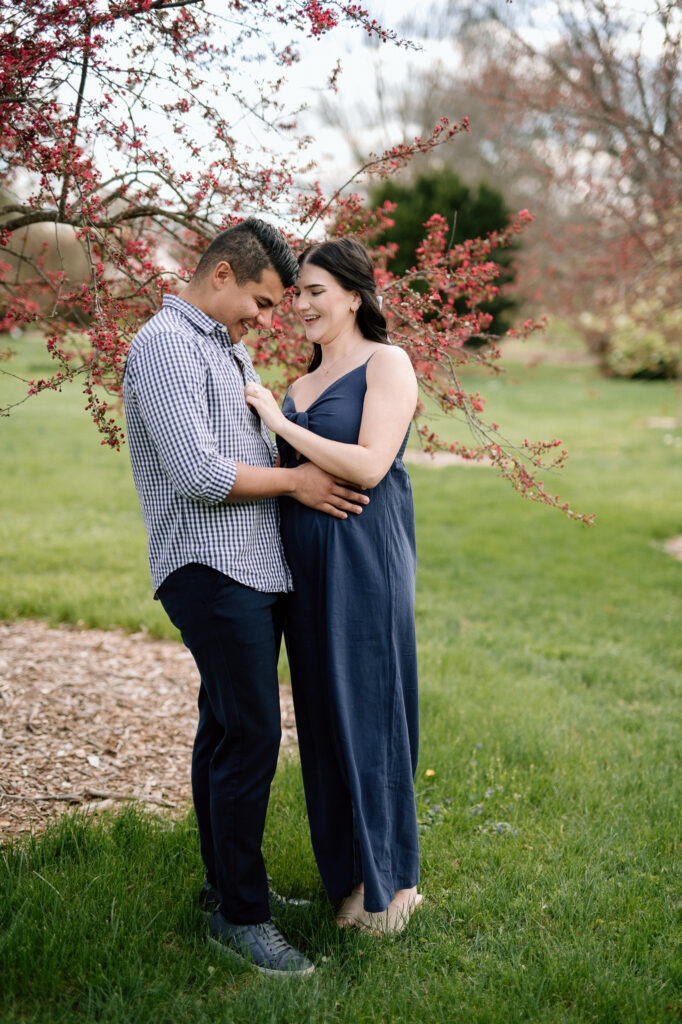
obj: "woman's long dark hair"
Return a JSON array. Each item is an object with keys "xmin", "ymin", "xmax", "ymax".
[{"xmin": 298, "ymin": 237, "xmax": 389, "ymax": 373}]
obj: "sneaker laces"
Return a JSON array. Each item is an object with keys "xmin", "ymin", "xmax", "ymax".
[{"xmin": 256, "ymin": 921, "xmax": 295, "ymax": 957}]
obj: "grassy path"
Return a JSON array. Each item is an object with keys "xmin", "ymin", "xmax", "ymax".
[{"xmin": 1, "ymin": 334, "xmax": 680, "ymax": 1022}]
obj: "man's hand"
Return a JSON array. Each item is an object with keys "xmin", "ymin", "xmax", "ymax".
[{"xmin": 291, "ymin": 462, "xmax": 369, "ymax": 519}]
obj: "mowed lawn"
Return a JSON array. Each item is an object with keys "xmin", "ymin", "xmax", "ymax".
[{"xmin": 1, "ymin": 333, "xmax": 681, "ymax": 1023}]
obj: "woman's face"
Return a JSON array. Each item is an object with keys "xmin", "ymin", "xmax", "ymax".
[{"xmin": 292, "ymin": 261, "xmax": 359, "ymax": 345}]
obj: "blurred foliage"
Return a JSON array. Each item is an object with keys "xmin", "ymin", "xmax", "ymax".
[
  {"xmin": 370, "ymin": 167, "xmax": 518, "ymax": 336},
  {"xmin": 581, "ymin": 302, "xmax": 682, "ymax": 380}
]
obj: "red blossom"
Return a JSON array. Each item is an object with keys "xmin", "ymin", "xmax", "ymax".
[{"xmin": 0, "ymin": 0, "xmax": 590, "ymax": 522}]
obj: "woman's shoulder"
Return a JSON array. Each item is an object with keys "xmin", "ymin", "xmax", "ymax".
[
  {"xmin": 366, "ymin": 342, "xmax": 415, "ymax": 378},
  {"xmin": 288, "ymin": 373, "xmax": 308, "ymax": 399}
]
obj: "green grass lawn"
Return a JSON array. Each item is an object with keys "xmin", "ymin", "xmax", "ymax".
[{"xmin": 1, "ymin": 333, "xmax": 681, "ymax": 1022}]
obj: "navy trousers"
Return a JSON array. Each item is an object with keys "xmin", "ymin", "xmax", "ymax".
[{"xmin": 157, "ymin": 563, "xmax": 283, "ymax": 924}]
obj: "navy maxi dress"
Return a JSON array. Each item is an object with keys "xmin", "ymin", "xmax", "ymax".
[{"xmin": 277, "ymin": 358, "xmax": 420, "ymax": 913}]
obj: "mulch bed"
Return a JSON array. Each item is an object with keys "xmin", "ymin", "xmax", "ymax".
[
  {"xmin": 0, "ymin": 619, "xmax": 297, "ymax": 839},
  {"xmin": 3, "ymin": 526, "xmax": 679, "ymax": 839}
]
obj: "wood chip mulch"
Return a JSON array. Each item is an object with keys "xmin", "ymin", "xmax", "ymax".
[{"xmin": 0, "ymin": 619, "xmax": 297, "ymax": 839}]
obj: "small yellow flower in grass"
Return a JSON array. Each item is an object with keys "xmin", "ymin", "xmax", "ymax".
[{"xmin": 425, "ymin": 768, "xmax": 436, "ymax": 777}]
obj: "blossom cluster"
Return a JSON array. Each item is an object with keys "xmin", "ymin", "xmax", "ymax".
[{"xmin": 0, "ymin": 0, "xmax": 591, "ymax": 519}]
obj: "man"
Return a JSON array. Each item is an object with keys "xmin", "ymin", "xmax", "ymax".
[{"xmin": 123, "ymin": 218, "xmax": 367, "ymax": 977}]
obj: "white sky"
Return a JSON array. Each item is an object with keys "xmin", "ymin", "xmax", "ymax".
[
  {"xmin": 279, "ymin": 0, "xmax": 672, "ymax": 190},
  {"xmin": 94, "ymin": 0, "xmax": 671, "ymax": 226},
  {"xmin": 258, "ymin": 0, "xmax": 457, "ymax": 189}
]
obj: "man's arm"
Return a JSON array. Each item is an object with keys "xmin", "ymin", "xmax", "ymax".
[
  {"xmin": 225, "ymin": 462, "xmax": 369, "ymax": 520},
  {"xmin": 127, "ymin": 331, "xmax": 238, "ymax": 504},
  {"xmin": 127, "ymin": 331, "xmax": 368, "ymax": 518}
]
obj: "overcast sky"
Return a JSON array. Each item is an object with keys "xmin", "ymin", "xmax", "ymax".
[
  {"xmin": 277, "ymin": 0, "xmax": 670, "ymax": 191},
  {"xmin": 258, "ymin": 0, "xmax": 456, "ymax": 189},
  {"xmin": 98, "ymin": 0, "xmax": 670, "ymax": 225}
]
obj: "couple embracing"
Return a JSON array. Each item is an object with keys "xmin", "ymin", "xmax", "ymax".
[{"xmin": 123, "ymin": 218, "xmax": 422, "ymax": 978}]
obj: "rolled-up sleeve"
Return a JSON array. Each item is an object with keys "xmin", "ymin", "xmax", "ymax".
[{"xmin": 128, "ymin": 331, "xmax": 237, "ymax": 504}]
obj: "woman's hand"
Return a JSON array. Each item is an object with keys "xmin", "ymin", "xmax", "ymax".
[{"xmin": 244, "ymin": 382, "xmax": 286, "ymax": 433}]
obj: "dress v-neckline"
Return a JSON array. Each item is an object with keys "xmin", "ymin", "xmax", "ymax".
[{"xmin": 288, "ymin": 358, "xmax": 371, "ymax": 415}]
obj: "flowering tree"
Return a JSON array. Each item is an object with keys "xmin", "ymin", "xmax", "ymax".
[
  {"xmin": 325, "ymin": 0, "xmax": 681, "ymax": 378},
  {"xmin": 0, "ymin": 0, "xmax": 591, "ymax": 521},
  {"xmin": 445, "ymin": 0, "xmax": 682, "ymax": 377}
]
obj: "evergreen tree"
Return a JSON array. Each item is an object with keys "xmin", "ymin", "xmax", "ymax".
[{"xmin": 371, "ymin": 168, "xmax": 517, "ymax": 335}]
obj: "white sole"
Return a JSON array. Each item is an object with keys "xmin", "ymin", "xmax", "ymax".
[{"xmin": 207, "ymin": 935, "xmax": 315, "ymax": 978}]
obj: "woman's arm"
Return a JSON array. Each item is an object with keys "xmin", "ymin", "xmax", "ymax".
[{"xmin": 244, "ymin": 347, "xmax": 417, "ymax": 490}]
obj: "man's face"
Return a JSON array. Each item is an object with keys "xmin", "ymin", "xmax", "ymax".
[{"xmin": 213, "ymin": 263, "xmax": 285, "ymax": 344}]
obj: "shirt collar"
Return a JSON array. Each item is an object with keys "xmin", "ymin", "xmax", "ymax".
[
  {"xmin": 162, "ymin": 294, "xmax": 231, "ymax": 341},
  {"xmin": 162, "ymin": 294, "xmax": 252, "ymax": 366}
]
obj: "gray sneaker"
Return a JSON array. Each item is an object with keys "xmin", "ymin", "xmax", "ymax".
[
  {"xmin": 208, "ymin": 911, "xmax": 314, "ymax": 977},
  {"xmin": 267, "ymin": 875, "xmax": 311, "ymax": 911},
  {"xmin": 199, "ymin": 878, "xmax": 220, "ymax": 919},
  {"xmin": 199, "ymin": 877, "xmax": 310, "ymax": 919}
]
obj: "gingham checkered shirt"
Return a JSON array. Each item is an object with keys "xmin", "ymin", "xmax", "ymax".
[{"xmin": 123, "ymin": 294, "xmax": 292, "ymax": 593}]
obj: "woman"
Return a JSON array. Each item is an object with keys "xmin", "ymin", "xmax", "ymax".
[{"xmin": 244, "ymin": 237, "xmax": 422, "ymax": 934}]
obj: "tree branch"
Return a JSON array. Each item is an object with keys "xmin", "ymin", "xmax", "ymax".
[
  {"xmin": 0, "ymin": 206, "xmax": 212, "ymax": 236},
  {"xmin": 108, "ymin": 0, "xmax": 203, "ymax": 21}
]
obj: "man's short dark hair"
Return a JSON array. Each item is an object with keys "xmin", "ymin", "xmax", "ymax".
[{"xmin": 194, "ymin": 218, "xmax": 298, "ymax": 288}]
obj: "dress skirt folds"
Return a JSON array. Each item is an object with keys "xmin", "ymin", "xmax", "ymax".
[{"xmin": 277, "ymin": 359, "xmax": 420, "ymax": 914}]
